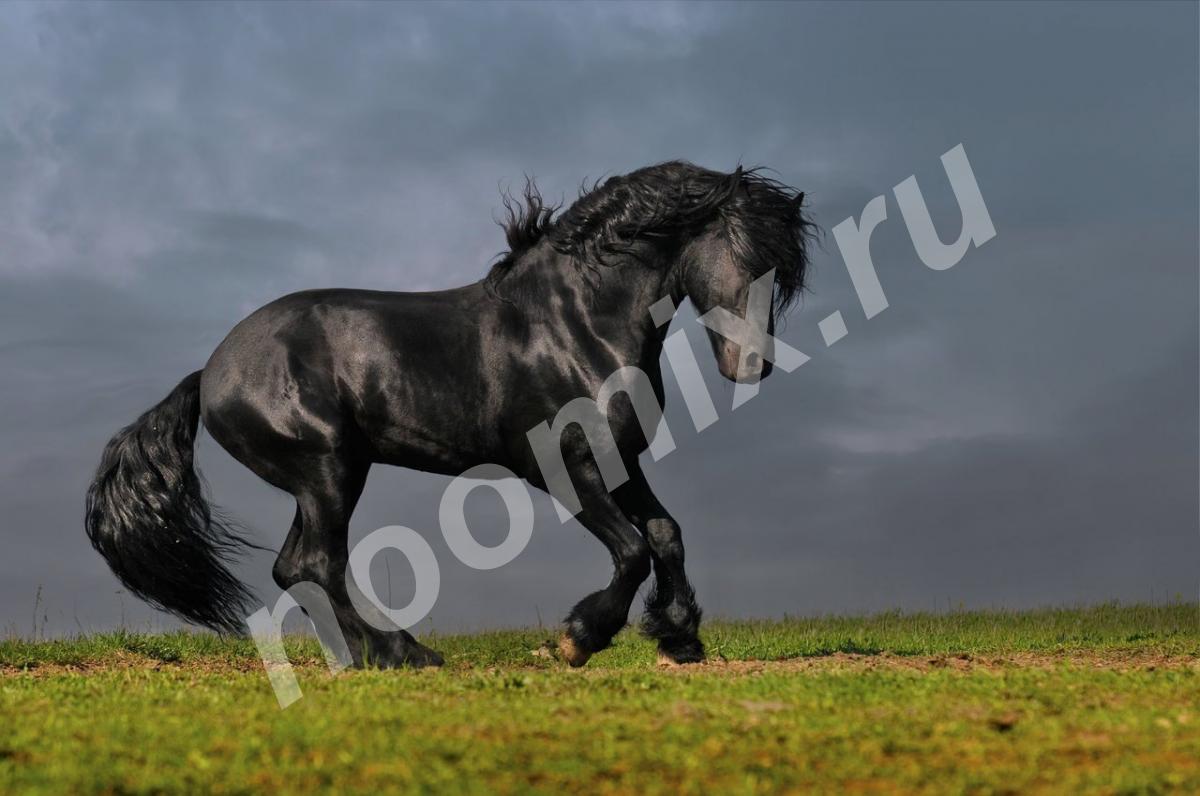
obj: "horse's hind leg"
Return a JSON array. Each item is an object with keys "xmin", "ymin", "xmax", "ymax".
[{"xmin": 273, "ymin": 456, "xmax": 443, "ymax": 669}]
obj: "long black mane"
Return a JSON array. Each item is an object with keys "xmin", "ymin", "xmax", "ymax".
[{"xmin": 489, "ymin": 160, "xmax": 816, "ymax": 312}]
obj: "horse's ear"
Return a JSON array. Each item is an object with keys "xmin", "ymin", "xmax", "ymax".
[
  {"xmin": 732, "ymin": 165, "xmax": 744, "ymax": 181},
  {"xmin": 793, "ymin": 191, "xmax": 806, "ymax": 208}
]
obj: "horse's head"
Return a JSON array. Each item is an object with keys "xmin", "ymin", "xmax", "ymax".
[
  {"xmin": 488, "ymin": 162, "xmax": 813, "ymax": 383},
  {"xmin": 678, "ymin": 168, "xmax": 814, "ymax": 384}
]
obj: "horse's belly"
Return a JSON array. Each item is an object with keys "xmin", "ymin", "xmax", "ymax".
[
  {"xmin": 350, "ymin": 376, "xmax": 503, "ymax": 476},
  {"xmin": 363, "ymin": 420, "xmax": 496, "ymax": 476}
]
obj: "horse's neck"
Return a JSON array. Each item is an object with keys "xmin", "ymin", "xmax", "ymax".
[{"xmin": 501, "ymin": 246, "xmax": 676, "ymax": 368}]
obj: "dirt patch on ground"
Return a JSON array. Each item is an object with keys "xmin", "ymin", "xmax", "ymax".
[
  {"xmin": 0, "ymin": 652, "xmax": 315, "ymax": 678},
  {"xmin": 667, "ymin": 650, "xmax": 1200, "ymax": 675},
  {"xmin": 4, "ymin": 648, "xmax": 1196, "ymax": 679}
]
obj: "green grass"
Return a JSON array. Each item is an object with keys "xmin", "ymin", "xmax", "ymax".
[{"xmin": 2, "ymin": 602, "xmax": 1198, "ymax": 794}]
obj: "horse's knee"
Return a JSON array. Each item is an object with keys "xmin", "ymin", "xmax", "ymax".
[{"xmin": 645, "ymin": 517, "xmax": 683, "ymax": 560}]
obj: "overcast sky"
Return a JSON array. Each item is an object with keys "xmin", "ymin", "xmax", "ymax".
[{"xmin": 1, "ymin": 1, "xmax": 1196, "ymax": 637}]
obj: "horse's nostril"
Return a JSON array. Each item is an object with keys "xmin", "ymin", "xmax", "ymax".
[{"xmin": 745, "ymin": 353, "xmax": 761, "ymax": 371}]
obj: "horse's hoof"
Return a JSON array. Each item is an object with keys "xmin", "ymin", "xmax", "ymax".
[
  {"xmin": 656, "ymin": 640, "xmax": 705, "ymax": 667},
  {"xmin": 557, "ymin": 634, "xmax": 591, "ymax": 667},
  {"xmin": 656, "ymin": 651, "xmax": 704, "ymax": 667},
  {"xmin": 407, "ymin": 644, "xmax": 444, "ymax": 669},
  {"xmin": 365, "ymin": 639, "xmax": 444, "ymax": 670}
]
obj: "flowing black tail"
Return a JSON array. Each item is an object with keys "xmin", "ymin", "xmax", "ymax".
[{"xmin": 85, "ymin": 371, "xmax": 255, "ymax": 634}]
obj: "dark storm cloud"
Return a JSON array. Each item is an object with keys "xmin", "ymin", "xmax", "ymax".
[{"xmin": 0, "ymin": 1, "xmax": 1194, "ymax": 634}]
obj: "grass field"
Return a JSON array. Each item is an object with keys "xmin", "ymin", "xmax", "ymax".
[{"xmin": 2, "ymin": 602, "xmax": 1197, "ymax": 794}]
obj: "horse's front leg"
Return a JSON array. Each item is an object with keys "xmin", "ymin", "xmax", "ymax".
[
  {"xmin": 555, "ymin": 468, "xmax": 652, "ymax": 667},
  {"xmin": 614, "ymin": 466, "xmax": 705, "ymax": 665}
]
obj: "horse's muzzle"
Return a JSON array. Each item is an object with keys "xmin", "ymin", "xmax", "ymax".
[{"xmin": 717, "ymin": 347, "xmax": 773, "ymax": 383}]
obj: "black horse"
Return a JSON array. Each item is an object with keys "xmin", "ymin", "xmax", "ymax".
[{"xmin": 85, "ymin": 161, "xmax": 814, "ymax": 668}]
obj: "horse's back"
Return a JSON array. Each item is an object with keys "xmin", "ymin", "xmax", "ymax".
[{"xmin": 199, "ymin": 286, "xmax": 501, "ymax": 477}]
